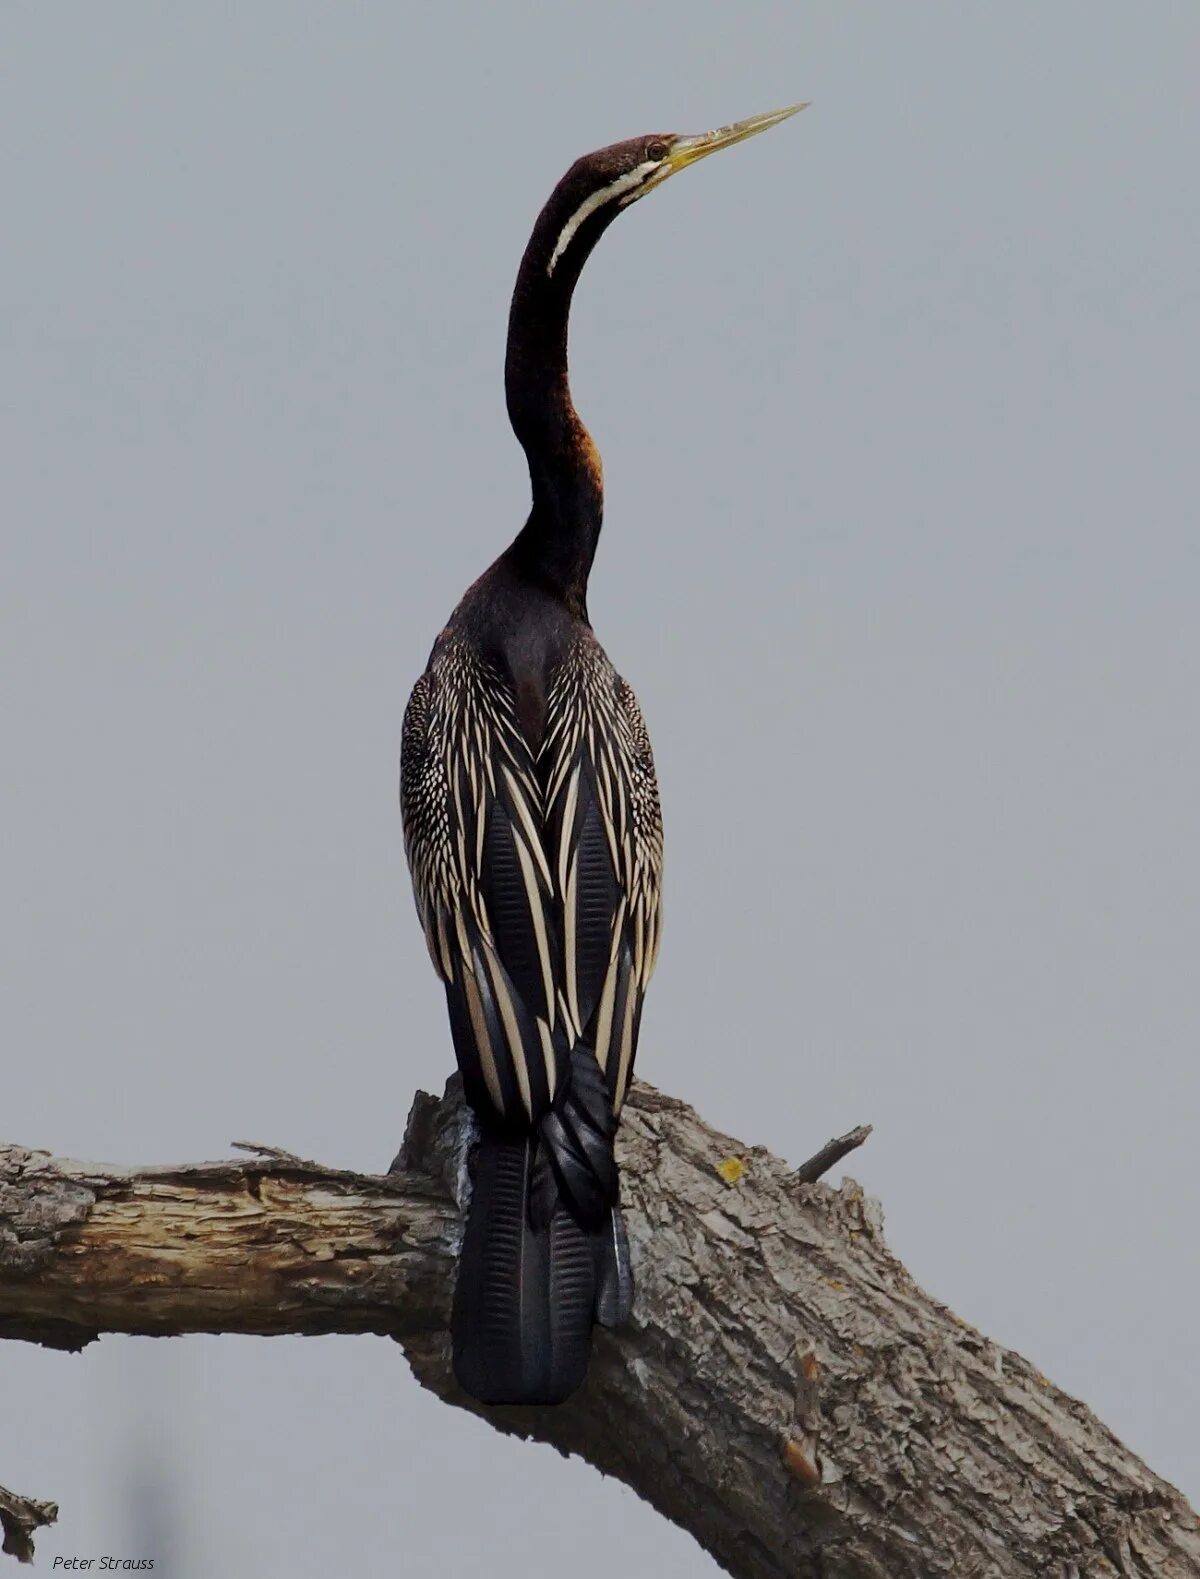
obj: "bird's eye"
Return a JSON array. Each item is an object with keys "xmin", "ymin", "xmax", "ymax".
[{"xmin": 646, "ymin": 139, "xmax": 668, "ymax": 162}]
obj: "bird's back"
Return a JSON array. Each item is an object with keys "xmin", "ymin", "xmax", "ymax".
[
  {"xmin": 402, "ymin": 562, "xmax": 662, "ymax": 1126},
  {"xmin": 400, "ymin": 564, "xmax": 660, "ymax": 1402}
]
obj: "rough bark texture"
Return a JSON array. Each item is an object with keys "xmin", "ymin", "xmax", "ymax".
[{"xmin": 2, "ymin": 1081, "xmax": 1197, "ymax": 1577}]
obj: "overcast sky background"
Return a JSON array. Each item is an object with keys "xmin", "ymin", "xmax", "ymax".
[{"xmin": 3, "ymin": 4, "xmax": 1198, "ymax": 1574}]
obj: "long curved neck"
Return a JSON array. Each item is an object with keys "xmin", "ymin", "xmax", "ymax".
[{"xmin": 504, "ymin": 186, "xmax": 612, "ymax": 617}]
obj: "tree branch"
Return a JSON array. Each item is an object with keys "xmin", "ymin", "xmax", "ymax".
[
  {"xmin": 0, "ymin": 1486, "xmax": 57, "ymax": 1566},
  {"xmin": 2, "ymin": 1081, "xmax": 1197, "ymax": 1577}
]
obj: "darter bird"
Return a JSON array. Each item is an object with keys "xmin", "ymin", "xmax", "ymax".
[{"xmin": 400, "ymin": 104, "xmax": 805, "ymax": 1405}]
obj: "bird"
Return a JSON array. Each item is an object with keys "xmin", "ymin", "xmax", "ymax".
[{"xmin": 400, "ymin": 104, "xmax": 805, "ymax": 1406}]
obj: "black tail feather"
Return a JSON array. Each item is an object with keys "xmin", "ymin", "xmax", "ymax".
[
  {"xmin": 452, "ymin": 1050, "xmax": 632, "ymax": 1405},
  {"xmin": 452, "ymin": 1128, "xmax": 598, "ymax": 1405}
]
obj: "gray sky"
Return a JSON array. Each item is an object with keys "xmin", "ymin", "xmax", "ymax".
[{"xmin": 3, "ymin": 3, "xmax": 1198, "ymax": 1574}]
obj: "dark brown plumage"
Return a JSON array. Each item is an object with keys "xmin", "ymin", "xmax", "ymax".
[{"xmin": 400, "ymin": 106, "xmax": 803, "ymax": 1404}]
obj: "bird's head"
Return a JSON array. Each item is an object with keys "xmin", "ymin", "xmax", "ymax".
[
  {"xmin": 540, "ymin": 104, "xmax": 808, "ymax": 281},
  {"xmin": 505, "ymin": 103, "xmax": 807, "ymax": 595}
]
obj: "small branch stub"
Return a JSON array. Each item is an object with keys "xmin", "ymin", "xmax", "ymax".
[{"xmin": 791, "ymin": 1123, "xmax": 873, "ymax": 1185}]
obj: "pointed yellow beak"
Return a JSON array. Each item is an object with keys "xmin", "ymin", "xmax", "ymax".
[{"xmin": 661, "ymin": 102, "xmax": 809, "ymax": 180}]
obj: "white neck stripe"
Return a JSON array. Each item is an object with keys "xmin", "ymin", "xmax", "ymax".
[{"xmin": 546, "ymin": 162, "xmax": 656, "ymax": 276}]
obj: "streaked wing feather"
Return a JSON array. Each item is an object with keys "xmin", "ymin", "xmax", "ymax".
[
  {"xmin": 544, "ymin": 644, "xmax": 663, "ymax": 1112},
  {"xmin": 401, "ymin": 644, "xmax": 564, "ymax": 1123}
]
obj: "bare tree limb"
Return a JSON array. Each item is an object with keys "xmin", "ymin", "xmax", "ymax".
[
  {"xmin": 0, "ymin": 1484, "xmax": 57, "ymax": 1566},
  {"xmin": 2, "ymin": 1080, "xmax": 1197, "ymax": 1577}
]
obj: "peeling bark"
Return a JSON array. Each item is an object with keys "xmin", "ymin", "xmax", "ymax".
[
  {"xmin": 0, "ymin": 1140, "xmax": 456, "ymax": 1348},
  {"xmin": 2, "ymin": 1081, "xmax": 1197, "ymax": 1577}
]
